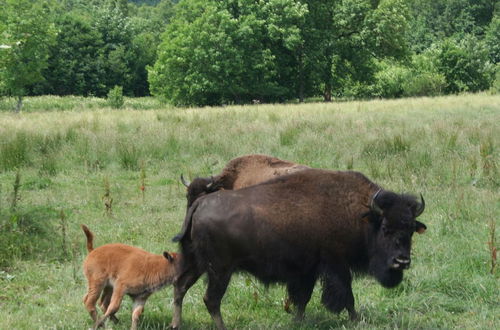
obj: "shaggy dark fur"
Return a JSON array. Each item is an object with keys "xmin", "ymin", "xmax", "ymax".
[{"xmin": 171, "ymin": 169, "xmax": 426, "ymax": 329}]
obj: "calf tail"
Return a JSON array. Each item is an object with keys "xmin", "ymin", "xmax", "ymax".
[
  {"xmin": 81, "ymin": 224, "xmax": 94, "ymax": 253},
  {"xmin": 172, "ymin": 199, "xmax": 200, "ymax": 243}
]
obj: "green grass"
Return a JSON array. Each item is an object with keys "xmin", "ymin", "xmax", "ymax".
[{"xmin": 0, "ymin": 94, "xmax": 498, "ymax": 329}]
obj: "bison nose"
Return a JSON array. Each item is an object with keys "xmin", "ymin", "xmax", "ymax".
[{"xmin": 391, "ymin": 256, "xmax": 411, "ymax": 270}]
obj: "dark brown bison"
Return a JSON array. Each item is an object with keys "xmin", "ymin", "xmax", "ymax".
[
  {"xmin": 180, "ymin": 154, "xmax": 310, "ymax": 207},
  {"xmin": 170, "ymin": 169, "xmax": 426, "ymax": 329}
]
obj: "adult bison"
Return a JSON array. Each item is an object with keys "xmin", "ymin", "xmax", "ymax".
[
  {"xmin": 180, "ymin": 154, "xmax": 310, "ymax": 207},
  {"xmin": 171, "ymin": 169, "xmax": 427, "ymax": 329}
]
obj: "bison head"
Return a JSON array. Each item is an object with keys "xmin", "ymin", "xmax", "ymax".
[
  {"xmin": 367, "ymin": 189, "xmax": 426, "ymax": 288},
  {"xmin": 180, "ymin": 175, "xmax": 222, "ymax": 208}
]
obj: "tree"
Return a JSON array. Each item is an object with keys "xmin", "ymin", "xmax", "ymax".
[
  {"xmin": 484, "ymin": 15, "xmax": 499, "ymax": 64},
  {"xmin": 149, "ymin": 0, "xmax": 307, "ymax": 106},
  {"xmin": 42, "ymin": 12, "xmax": 105, "ymax": 96},
  {"xmin": 406, "ymin": 0, "xmax": 496, "ymax": 52},
  {"xmin": 127, "ymin": 0, "xmax": 177, "ymax": 96},
  {"xmin": 0, "ymin": 0, "xmax": 56, "ymax": 112},
  {"xmin": 301, "ymin": 0, "xmax": 410, "ymax": 100}
]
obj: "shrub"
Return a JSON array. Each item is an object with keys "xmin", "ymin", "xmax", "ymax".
[
  {"xmin": 403, "ymin": 72, "xmax": 446, "ymax": 97},
  {"xmin": 107, "ymin": 85, "xmax": 124, "ymax": 109},
  {"xmin": 435, "ymin": 37, "xmax": 494, "ymax": 93},
  {"xmin": 374, "ymin": 61, "xmax": 411, "ymax": 98}
]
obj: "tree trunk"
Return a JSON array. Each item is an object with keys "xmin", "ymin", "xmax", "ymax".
[
  {"xmin": 15, "ymin": 95, "xmax": 23, "ymax": 113},
  {"xmin": 323, "ymin": 45, "xmax": 333, "ymax": 102},
  {"xmin": 297, "ymin": 46, "xmax": 304, "ymax": 103},
  {"xmin": 323, "ymin": 82, "xmax": 332, "ymax": 102}
]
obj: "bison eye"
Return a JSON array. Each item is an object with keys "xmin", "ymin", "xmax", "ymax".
[{"xmin": 382, "ymin": 227, "xmax": 395, "ymax": 236}]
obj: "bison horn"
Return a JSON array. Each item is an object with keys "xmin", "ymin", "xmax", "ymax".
[
  {"xmin": 206, "ymin": 176, "xmax": 214, "ymax": 189},
  {"xmin": 180, "ymin": 174, "xmax": 190, "ymax": 187},
  {"xmin": 370, "ymin": 189, "xmax": 384, "ymax": 215},
  {"xmin": 415, "ymin": 194, "xmax": 425, "ymax": 217}
]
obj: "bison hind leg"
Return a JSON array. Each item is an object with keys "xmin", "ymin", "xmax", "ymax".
[{"xmin": 204, "ymin": 270, "xmax": 232, "ymax": 330}]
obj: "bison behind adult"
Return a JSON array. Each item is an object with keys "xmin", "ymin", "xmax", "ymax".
[
  {"xmin": 171, "ymin": 169, "xmax": 427, "ymax": 329},
  {"xmin": 181, "ymin": 154, "xmax": 310, "ymax": 207}
]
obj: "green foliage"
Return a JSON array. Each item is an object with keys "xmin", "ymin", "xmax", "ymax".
[
  {"xmin": 107, "ymin": 85, "xmax": 124, "ymax": 108},
  {"xmin": 484, "ymin": 15, "xmax": 500, "ymax": 64},
  {"xmin": 403, "ymin": 72, "xmax": 446, "ymax": 97},
  {"xmin": 1, "ymin": 0, "xmax": 498, "ymax": 102},
  {"xmin": 435, "ymin": 37, "xmax": 494, "ymax": 93},
  {"xmin": 0, "ymin": 0, "xmax": 57, "ymax": 111},
  {"xmin": 37, "ymin": 0, "xmax": 177, "ymax": 97},
  {"xmin": 374, "ymin": 61, "xmax": 410, "ymax": 98},
  {"xmin": 374, "ymin": 54, "xmax": 446, "ymax": 98},
  {"xmin": 149, "ymin": 0, "xmax": 307, "ymax": 106},
  {"xmin": 42, "ymin": 12, "xmax": 105, "ymax": 96},
  {"xmin": 406, "ymin": 0, "xmax": 495, "ymax": 52}
]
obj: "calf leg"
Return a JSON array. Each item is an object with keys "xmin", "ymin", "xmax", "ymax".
[
  {"xmin": 286, "ymin": 272, "xmax": 317, "ymax": 321},
  {"xmin": 99, "ymin": 286, "xmax": 119, "ymax": 323},
  {"xmin": 203, "ymin": 270, "xmax": 231, "ymax": 330},
  {"xmin": 94, "ymin": 284, "xmax": 125, "ymax": 329},
  {"xmin": 320, "ymin": 265, "xmax": 357, "ymax": 320},
  {"xmin": 131, "ymin": 294, "xmax": 150, "ymax": 330},
  {"xmin": 83, "ymin": 280, "xmax": 105, "ymax": 324},
  {"xmin": 170, "ymin": 267, "xmax": 203, "ymax": 329}
]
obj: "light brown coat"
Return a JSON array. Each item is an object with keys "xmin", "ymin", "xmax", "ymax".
[{"xmin": 81, "ymin": 225, "xmax": 178, "ymax": 330}]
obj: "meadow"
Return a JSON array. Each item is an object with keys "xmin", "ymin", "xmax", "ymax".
[{"xmin": 0, "ymin": 93, "xmax": 498, "ymax": 329}]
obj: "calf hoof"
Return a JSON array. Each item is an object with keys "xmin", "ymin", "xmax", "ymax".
[{"xmin": 283, "ymin": 298, "xmax": 292, "ymax": 314}]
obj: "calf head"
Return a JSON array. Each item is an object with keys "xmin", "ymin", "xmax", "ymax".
[{"xmin": 367, "ymin": 190, "xmax": 426, "ymax": 288}]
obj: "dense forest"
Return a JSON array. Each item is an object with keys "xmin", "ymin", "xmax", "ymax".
[{"xmin": 0, "ymin": 0, "xmax": 498, "ymax": 107}]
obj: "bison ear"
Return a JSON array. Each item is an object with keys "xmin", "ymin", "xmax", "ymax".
[
  {"xmin": 163, "ymin": 251, "xmax": 174, "ymax": 262},
  {"xmin": 415, "ymin": 221, "xmax": 427, "ymax": 234}
]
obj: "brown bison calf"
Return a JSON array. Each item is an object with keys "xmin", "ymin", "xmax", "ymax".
[{"xmin": 81, "ymin": 225, "xmax": 178, "ymax": 330}]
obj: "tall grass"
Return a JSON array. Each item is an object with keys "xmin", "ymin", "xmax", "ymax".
[{"xmin": 0, "ymin": 93, "xmax": 498, "ymax": 329}]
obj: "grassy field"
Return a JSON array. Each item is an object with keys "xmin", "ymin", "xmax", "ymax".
[{"xmin": 0, "ymin": 94, "xmax": 498, "ymax": 329}]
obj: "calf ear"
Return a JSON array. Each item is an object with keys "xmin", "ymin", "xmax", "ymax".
[
  {"xmin": 163, "ymin": 251, "xmax": 174, "ymax": 262},
  {"xmin": 415, "ymin": 221, "xmax": 427, "ymax": 234}
]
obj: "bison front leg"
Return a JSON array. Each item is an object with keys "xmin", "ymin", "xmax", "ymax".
[
  {"xmin": 286, "ymin": 272, "xmax": 317, "ymax": 321},
  {"xmin": 204, "ymin": 271, "xmax": 231, "ymax": 330},
  {"xmin": 320, "ymin": 266, "xmax": 357, "ymax": 321}
]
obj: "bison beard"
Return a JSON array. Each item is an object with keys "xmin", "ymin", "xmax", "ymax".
[{"xmin": 171, "ymin": 169, "xmax": 426, "ymax": 329}]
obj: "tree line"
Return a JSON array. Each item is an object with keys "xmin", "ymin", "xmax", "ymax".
[{"xmin": 0, "ymin": 0, "xmax": 498, "ymax": 109}]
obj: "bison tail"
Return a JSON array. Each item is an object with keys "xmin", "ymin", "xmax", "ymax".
[
  {"xmin": 172, "ymin": 233, "xmax": 183, "ymax": 242},
  {"xmin": 172, "ymin": 199, "xmax": 200, "ymax": 243},
  {"xmin": 81, "ymin": 224, "xmax": 94, "ymax": 253}
]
